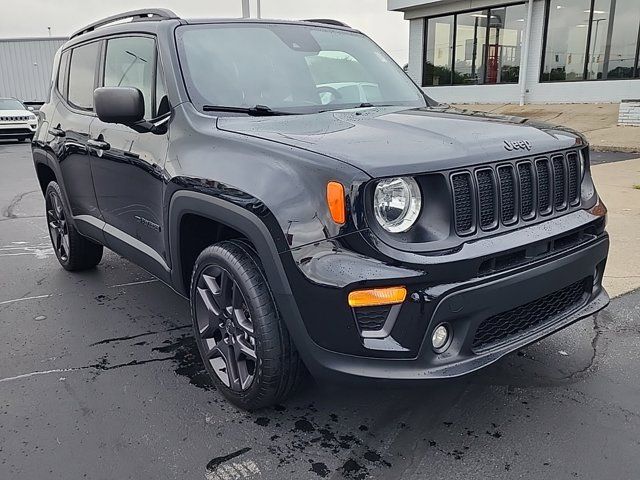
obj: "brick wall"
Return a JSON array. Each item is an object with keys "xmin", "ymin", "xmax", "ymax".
[{"xmin": 618, "ymin": 101, "xmax": 640, "ymax": 126}]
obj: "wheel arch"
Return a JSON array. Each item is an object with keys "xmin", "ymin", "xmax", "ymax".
[{"xmin": 168, "ymin": 189, "xmax": 293, "ymax": 300}]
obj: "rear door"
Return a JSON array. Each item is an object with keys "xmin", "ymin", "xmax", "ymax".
[
  {"xmin": 50, "ymin": 41, "xmax": 102, "ymax": 228},
  {"xmin": 89, "ymin": 35, "xmax": 170, "ymax": 278}
]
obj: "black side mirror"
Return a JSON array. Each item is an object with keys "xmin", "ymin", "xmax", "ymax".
[{"xmin": 94, "ymin": 87, "xmax": 144, "ymax": 125}]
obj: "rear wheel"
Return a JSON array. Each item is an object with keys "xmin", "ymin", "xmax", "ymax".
[
  {"xmin": 45, "ymin": 181, "xmax": 103, "ymax": 271},
  {"xmin": 190, "ymin": 240, "xmax": 305, "ymax": 410}
]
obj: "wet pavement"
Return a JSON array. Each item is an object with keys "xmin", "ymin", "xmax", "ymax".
[{"xmin": 1, "ymin": 141, "xmax": 639, "ymax": 480}]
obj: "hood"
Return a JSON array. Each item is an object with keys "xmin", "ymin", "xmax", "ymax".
[{"xmin": 217, "ymin": 106, "xmax": 584, "ymax": 177}]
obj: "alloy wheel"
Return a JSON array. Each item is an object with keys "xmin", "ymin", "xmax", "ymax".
[
  {"xmin": 47, "ymin": 191, "xmax": 70, "ymax": 262},
  {"xmin": 194, "ymin": 266, "xmax": 257, "ymax": 391}
]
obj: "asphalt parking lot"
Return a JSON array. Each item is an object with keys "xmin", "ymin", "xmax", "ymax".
[{"xmin": 1, "ymin": 140, "xmax": 639, "ymax": 480}]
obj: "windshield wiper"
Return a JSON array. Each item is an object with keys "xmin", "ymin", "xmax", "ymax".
[{"xmin": 202, "ymin": 104, "xmax": 293, "ymax": 116}]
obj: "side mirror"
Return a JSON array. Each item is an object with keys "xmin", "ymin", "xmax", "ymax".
[
  {"xmin": 27, "ymin": 106, "xmax": 34, "ymax": 111},
  {"xmin": 94, "ymin": 87, "xmax": 144, "ymax": 125}
]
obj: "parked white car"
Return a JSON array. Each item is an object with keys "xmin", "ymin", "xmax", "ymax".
[{"xmin": 0, "ymin": 98, "xmax": 38, "ymax": 142}]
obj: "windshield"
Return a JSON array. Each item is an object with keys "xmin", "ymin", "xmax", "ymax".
[
  {"xmin": 0, "ymin": 98, "xmax": 25, "ymax": 110},
  {"xmin": 175, "ymin": 23, "xmax": 427, "ymax": 114}
]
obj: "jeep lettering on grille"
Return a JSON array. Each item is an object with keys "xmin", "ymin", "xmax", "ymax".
[{"xmin": 504, "ymin": 140, "xmax": 532, "ymax": 152}]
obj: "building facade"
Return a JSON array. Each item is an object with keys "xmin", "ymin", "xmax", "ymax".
[
  {"xmin": 388, "ymin": 0, "xmax": 640, "ymax": 104},
  {"xmin": 0, "ymin": 37, "xmax": 67, "ymax": 103}
]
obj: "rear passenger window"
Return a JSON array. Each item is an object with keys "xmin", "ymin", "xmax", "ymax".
[
  {"xmin": 104, "ymin": 36, "xmax": 155, "ymax": 119},
  {"xmin": 68, "ymin": 42, "xmax": 100, "ymax": 110}
]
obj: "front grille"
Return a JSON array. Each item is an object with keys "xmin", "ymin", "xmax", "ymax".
[
  {"xmin": 472, "ymin": 278, "xmax": 588, "ymax": 351},
  {"xmin": 0, "ymin": 115, "xmax": 29, "ymax": 122},
  {"xmin": 450, "ymin": 151, "xmax": 582, "ymax": 236}
]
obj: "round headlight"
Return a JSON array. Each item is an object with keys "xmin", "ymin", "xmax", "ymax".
[{"xmin": 373, "ymin": 177, "xmax": 422, "ymax": 233}]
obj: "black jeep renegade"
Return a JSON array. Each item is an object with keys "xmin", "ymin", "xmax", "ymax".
[{"xmin": 32, "ymin": 9, "xmax": 610, "ymax": 410}]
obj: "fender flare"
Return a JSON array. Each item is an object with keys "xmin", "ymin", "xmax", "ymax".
[{"xmin": 168, "ymin": 189, "xmax": 293, "ymax": 298}]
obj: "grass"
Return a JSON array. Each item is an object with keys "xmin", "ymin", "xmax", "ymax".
[{"xmin": 634, "ymin": 184, "xmax": 640, "ymax": 190}]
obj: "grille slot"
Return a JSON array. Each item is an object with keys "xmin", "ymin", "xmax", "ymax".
[
  {"xmin": 517, "ymin": 162, "xmax": 535, "ymax": 220},
  {"xmin": 472, "ymin": 279, "xmax": 589, "ymax": 352},
  {"xmin": 553, "ymin": 155, "xmax": 567, "ymax": 210},
  {"xmin": 567, "ymin": 152, "xmax": 580, "ymax": 205},
  {"xmin": 451, "ymin": 172, "xmax": 475, "ymax": 235},
  {"xmin": 536, "ymin": 158, "xmax": 552, "ymax": 215},
  {"xmin": 497, "ymin": 165, "xmax": 517, "ymax": 225},
  {"xmin": 476, "ymin": 169, "xmax": 497, "ymax": 230}
]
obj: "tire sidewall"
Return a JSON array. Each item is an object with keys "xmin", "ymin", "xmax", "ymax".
[
  {"xmin": 189, "ymin": 244, "xmax": 275, "ymax": 408},
  {"xmin": 45, "ymin": 182, "xmax": 71, "ymax": 268}
]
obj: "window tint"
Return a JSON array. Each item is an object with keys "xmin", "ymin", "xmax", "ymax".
[
  {"xmin": 57, "ymin": 50, "xmax": 70, "ymax": 97},
  {"xmin": 104, "ymin": 36, "xmax": 155, "ymax": 118},
  {"xmin": 68, "ymin": 42, "xmax": 100, "ymax": 110}
]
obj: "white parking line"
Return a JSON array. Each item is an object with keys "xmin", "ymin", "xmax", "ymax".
[
  {"xmin": 0, "ymin": 293, "xmax": 53, "ymax": 306},
  {"xmin": 109, "ymin": 279, "xmax": 159, "ymax": 288}
]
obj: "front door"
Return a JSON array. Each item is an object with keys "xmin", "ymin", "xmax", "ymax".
[{"xmin": 88, "ymin": 36, "xmax": 170, "ymax": 277}]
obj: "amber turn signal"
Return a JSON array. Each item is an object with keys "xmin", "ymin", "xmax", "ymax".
[
  {"xmin": 326, "ymin": 181, "xmax": 346, "ymax": 225},
  {"xmin": 348, "ymin": 286, "xmax": 407, "ymax": 308}
]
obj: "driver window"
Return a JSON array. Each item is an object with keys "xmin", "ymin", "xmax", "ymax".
[
  {"xmin": 104, "ymin": 36, "xmax": 155, "ymax": 119},
  {"xmin": 305, "ymin": 50, "xmax": 381, "ymax": 105}
]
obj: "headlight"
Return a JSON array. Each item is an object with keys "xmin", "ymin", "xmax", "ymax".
[{"xmin": 373, "ymin": 177, "xmax": 422, "ymax": 233}]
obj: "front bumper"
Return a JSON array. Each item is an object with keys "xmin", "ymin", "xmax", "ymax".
[
  {"xmin": 0, "ymin": 122, "xmax": 37, "ymax": 138},
  {"xmin": 278, "ymin": 212, "xmax": 609, "ymax": 381}
]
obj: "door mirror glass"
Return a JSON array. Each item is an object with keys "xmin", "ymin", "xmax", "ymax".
[{"xmin": 94, "ymin": 87, "xmax": 145, "ymax": 125}]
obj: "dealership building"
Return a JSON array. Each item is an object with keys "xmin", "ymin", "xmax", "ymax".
[{"xmin": 388, "ymin": 0, "xmax": 640, "ymax": 104}]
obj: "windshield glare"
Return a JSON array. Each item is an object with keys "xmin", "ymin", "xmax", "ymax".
[
  {"xmin": 0, "ymin": 99, "xmax": 25, "ymax": 110},
  {"xmin": 176, "ymin": 23, "xmax": 427, "ymax": 114}
]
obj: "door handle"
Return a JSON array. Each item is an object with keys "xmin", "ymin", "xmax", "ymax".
[
  {"xmin": 48, "ymin": 127, "xmax": 65, "ymax": 138},
  {"xmin": 87, "ymin": 138, "xmax": 110, "ymax": 151}
]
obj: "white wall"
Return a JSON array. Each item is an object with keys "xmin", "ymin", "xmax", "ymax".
[{"xmin": 406, "ymin": 0, "xmax": 640, "ymax": 104}]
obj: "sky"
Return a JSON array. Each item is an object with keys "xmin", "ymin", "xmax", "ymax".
[{"xmin": 0, "ymin": 0, "xmax": 409, "ymax": 65}]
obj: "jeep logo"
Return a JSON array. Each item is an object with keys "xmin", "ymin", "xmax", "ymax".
[{"xmin": 504, "ymin": 140, "xmax": 532, "ymax": 152}]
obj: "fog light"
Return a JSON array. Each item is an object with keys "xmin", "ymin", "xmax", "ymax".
[{"xmin": 432, "ymin": 324, "xmax": 450, "ymax": 351}]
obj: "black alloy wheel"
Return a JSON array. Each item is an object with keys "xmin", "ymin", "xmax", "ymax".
[
  {"xmin": 194, "ymin": 265, "xmax": 257, "ymax": 391},
  {"xmin": 46, "ymin": 189, "xmax": 70, "ymax": 262},
  {"xmin": 190, "ymin": 240, "xmax": 306, "ymax": 410},
  {"xmin": 44, "ymin": 181, "xmax": 103, "ymax": 271}
]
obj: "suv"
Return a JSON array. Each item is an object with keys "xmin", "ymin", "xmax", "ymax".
[
  {"xmin": 0, "ymin": 97, "xmax": 38, "ymax": 142},
  {"xmin": 32, "ymin": 9, "xmax": 610, "ymax": 410}
]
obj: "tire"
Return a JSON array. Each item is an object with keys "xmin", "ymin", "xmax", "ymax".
[
  {"xmin": 45, "ymin": 181, "xmax": 103, "ymax": 271},
  {"xmin": 190, "ymin": 239, "xmax": 306, "ymax": 410}
]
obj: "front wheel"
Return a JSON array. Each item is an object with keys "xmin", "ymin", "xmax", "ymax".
[{"xmin": 190, "ymin": 240, "xmax": 305, "ymax": 410}]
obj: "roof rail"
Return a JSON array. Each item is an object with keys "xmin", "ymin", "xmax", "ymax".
[
  {"xmin": 70, "ymin": 8, "xmax": 179, "ymax": 39},
  {"xmin": 302, "ymin": 19, "xmax": 351, "ymax": 28}
]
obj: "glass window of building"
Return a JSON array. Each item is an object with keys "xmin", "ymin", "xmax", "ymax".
[
  {"xmin": 454, "ymin": 10, "xmax": 489, "ymax": 84},
  {"xmin": 424, "ymin": 15, "xmax": 454, "ymax": 86},
  {"xmin": 422, "ymin": 4, "xmax": 527, "ymax": 86},
  {"xmin": 542, "ymin": 0, "xmax": 640, "ymax": 82},
  {"xmin": 487, "ymin": 4, "xmax": 528, "ymax": 84},
  {"xmin": 542, "ymin": 0, "xmax": 592, "ymax": 81},
  {"xmin": 603, "ymin": 0, "xmax": 640, "ymax": 79}
]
